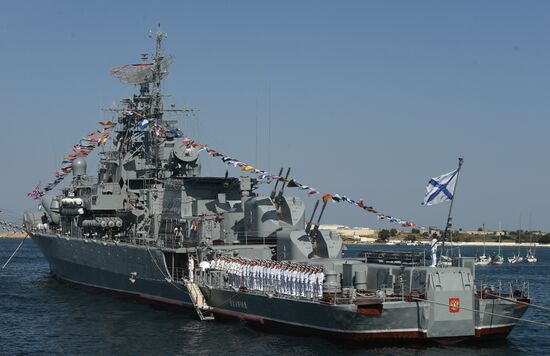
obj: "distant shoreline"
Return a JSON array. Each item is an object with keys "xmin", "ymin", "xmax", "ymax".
[
  {"xmin": 0, "ymin": 233, "xmax": 28, "ymax": 239},
  {"xmin": 348, "ymin": 241, "xmax": 549, "ymax": 248},
  {"xmin": 2, "ymin": 234, "xmax": 548, "ymax": 248}
]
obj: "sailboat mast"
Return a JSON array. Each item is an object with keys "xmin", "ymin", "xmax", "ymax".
[
  {"xmin": 483, "ymin": 228, "xmax": 486, "ymax": 256},
  {"xmin": 441, "ymin": 157, "xmax": 464, "ymax": 250},
  {"xmin": 498, "ymin": 221, "xmax": 501, "ymax": 256},
  {"xmin": 518, "ymin": 213, "xmax": 522, "ymax": 256},
  {"xmin": 527, "ymin": 213, "xmax": 537, "ymax": 262}
]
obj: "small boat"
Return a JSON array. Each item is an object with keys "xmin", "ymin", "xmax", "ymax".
[
  {"xmin": 508, "ymin": 255, "xmax": 524, "ymax": 264},
  {"xmin": 526, "ymin": 249, "xmax": 537, "ymax": 263},
  {"xmin": 475, "ymin": 233, "xmax": 491, "ymax": 265},
  {"xmin": 526, "ymin": 220, "xmax": 537, "ymax": 263},
  {"xmin": 491, "ymin": 229, "xmax": 504, "ymax": 264},
  {"xmin": 510, "ymin": 221, "xmax": 524, "ymax": 264},
  {"xmin": 439, "ymin": 242, "xmax": 460, "ymax": 267},
  {"xmin": 491, "ymin": 254, "xmax": 504, "ymax": 265},
  {"xmin": 475, "ymin": 254, "xmax": 491, "ymax": 266}
]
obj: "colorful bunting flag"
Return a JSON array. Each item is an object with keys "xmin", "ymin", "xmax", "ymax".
[
  {"xmin": 342, "ymin": 196, "xmax": 354, "ymax": 204},
  {"xmin": 287, "ymin": 180, "xmax": 299, "ymax": 188},
  {"xmin": 28, "ymin": 124, "xmax": 112, "ymax": 199},
  {"xmin": 27, "ymin": 184, "xmax": 44, "ymax": 200},
  {"xmin": 98, "ymin": 121, "xmax": 117, "ymax": 128}
]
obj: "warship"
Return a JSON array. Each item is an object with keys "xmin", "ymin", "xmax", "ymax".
[{"xmin": 23, "ymin": 26, "xmax": 531, "ymax": 344}]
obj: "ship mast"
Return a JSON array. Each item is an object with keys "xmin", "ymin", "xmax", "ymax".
[
  {"xmin": 104, "ymin": 24, "xmax": 198, "ymax": 166},
  {"xmin": 151, "ymin": 23, "xmax": 166, "ymax": 120},
  {"xmin": 440, "ymin": 158, "xmax": 463, "ymax": 255}
]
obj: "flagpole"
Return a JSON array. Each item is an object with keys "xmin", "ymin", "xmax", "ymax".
[{"xmin": 440, "ymin": 157, "xmax": 464, "ymax": 252}]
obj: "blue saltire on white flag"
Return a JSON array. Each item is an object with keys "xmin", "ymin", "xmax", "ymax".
[{"xmin": 422, "ymin": 168, "xmax": 459, "ymax": 206}]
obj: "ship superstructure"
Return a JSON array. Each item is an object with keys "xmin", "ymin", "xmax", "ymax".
[{"xmin": 23, "ymin": 26, "xmax": 531, "ymax": 343}]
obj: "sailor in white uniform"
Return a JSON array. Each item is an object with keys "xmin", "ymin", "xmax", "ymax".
[
  {"xmin": 275, "ymin": 263, "xmax": 281, "ymax": 293},
  {"xmin": 282, "ymin": 264, "xmax": 290, "ymax": 295},
  {"xmin": 297, "ymin": 267, "xmax": 303, "ymax": 297},
  {"xmin": 297, "ymin": 266, "xmax": 302, "ymax": 297},
  {"xmin": 260, "ymin": 262, "xmax": 265, "ymax": 291},
  {"xmin": 430, "ymin": 233, "xmax": 439, "ymax": 267},
  {"xmin": 316, "ymin": 267, "xmax": 324, "ymax": 298},
  {"xmin": 199, "ymin": 258, "xmax": 210, "ymax": 271},
  {"xmin": 188, "ymin": 255, "xmax": 195, "ymax": 282},
  {"xmin": 291, "ymin": 266, "xmax": 296, "ymax": 296},
  {"xmin": 278, "ymin": 263, "xmax": 284, "ymax": 294},
  {"xmin": 272, "ymin": 263, "xmax": 277, "ymax": 292},
  {"xmin": 268, "ymin": 263, "xmax": 274, "ymax": 292},
  {"xmin": 235, "ymin": 259, "xmax": 242, "ymax": 287},
  {"xmin": 301, "ymin": 267, "xmax": 308, "ymax": 297},
  {"xmin": 311, "ymin": 267, "xmax": 317, "ymax": 297},
  {"xmin": 210, "ymin": 258, "xmax": 217, "ymax": 270},
  {"xmin": 264, "ymin": 262, "xmax": 269, "ymax": 291},
  {"xmin": 253, "ymin": 262, "xmax": 260, "ymax": 290},
  {"xmin": 258, "ymin": 261, "xmax": 263, "ymax": 290},
  {"xmin": 291, "ymin": 266, "xmax": 298, "ymax": 297},
  {"xmin": 198, "ymin": 258, "xmax": 210, "ymax": 283},
  {"xmin": 217, "ymin": 256, "xmax": 224, "ymax": 272},
  {"xmin": 307, "ymin": 267, "xmax": 315, "ymax": 298},
  {"xmin": 234, "ymin": 259, "xmax": 240, "ymax": 286},
  {"xmin": 250, "ymin": 261, "xmax": 256, "ymax": 289},
  {"xmin": 243, "ymin": 261, "xmax": 250, "ymax": 289},
  {"xmin": 231, "ymin": 259, "xmax": 237, "ymax": 286},
  {"xmin": 225, "ymin": 258, "xmax": 232, "ymax": 285}
]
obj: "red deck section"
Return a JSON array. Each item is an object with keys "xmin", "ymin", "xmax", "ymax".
[{"xmin": 475, "ymin": 325, "xmax": 514, "ymax": 338}]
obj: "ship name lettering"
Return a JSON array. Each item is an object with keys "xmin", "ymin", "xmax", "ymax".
[{"xmin": 229, "ymin": 299, "xmax": 248, "ymax": 310}]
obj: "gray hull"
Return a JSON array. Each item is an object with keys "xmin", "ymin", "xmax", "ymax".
[
  {"xmin": 31, "ymin": 232, "xmax": 193, "ymax": 307},
  {"xmin": 205, "ymin": 288, "xmax": 427, "ymax": 341},
  {"xmin": 31, "ymin": 232, "xmax": 526, "ymax": 343}
]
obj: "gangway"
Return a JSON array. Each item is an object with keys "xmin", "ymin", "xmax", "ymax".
[{"xmin": 185, "ymin": 280, "xmax": 215, "ymax": 321}]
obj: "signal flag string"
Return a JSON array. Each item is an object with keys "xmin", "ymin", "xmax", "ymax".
[{"xmin": 181, "ymin": 137, "xmax": 423, "ymax": 229}]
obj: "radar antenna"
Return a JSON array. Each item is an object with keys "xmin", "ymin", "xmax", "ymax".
[{"xmin": 111, "ymin": 25, "xmax": 173, "ymax": 88}]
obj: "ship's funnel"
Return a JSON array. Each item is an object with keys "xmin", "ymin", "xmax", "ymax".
[{"xmin": 72, "ymin": 158, "xmax": 87, "ymax": 176}]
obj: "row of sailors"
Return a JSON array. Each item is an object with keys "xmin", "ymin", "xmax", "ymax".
[{"xmin": 210, "ymin": 256, "xmax": 324, "ymax": 299}]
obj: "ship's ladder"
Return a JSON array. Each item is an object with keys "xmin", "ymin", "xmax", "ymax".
[{"xmin": 185, "ymin": 280, "xmax": 215, "ymax": 321}]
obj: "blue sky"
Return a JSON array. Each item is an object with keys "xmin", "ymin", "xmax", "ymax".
[{"xmin": 1, "ymin": 1, "xmax": 549, "ymax": 231}]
